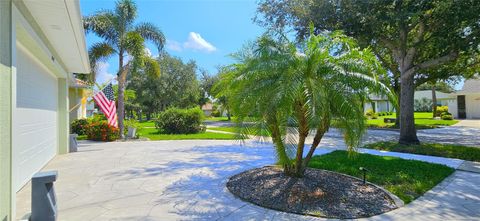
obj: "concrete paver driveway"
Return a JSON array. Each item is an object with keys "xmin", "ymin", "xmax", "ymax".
[{"xmin": 16, "ymin": 128, "xmax": 480, "ymax": 220}]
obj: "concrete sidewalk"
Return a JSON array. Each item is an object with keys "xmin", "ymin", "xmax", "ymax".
[{"xmin": 15, "ymin": 140, "xmax": 480, "ymax": 220}]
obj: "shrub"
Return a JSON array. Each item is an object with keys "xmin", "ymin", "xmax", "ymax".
[
  {"xmin": 89, "ymin": 114, "xmax": 107, "ymax": 123},
  {"xmin": 155, "ymin": 107, "xmax": 206, "ymax": 134},
  {"xmin": 84, "ymin": 121, "xmax": 119, "ymax": 141},
  {"xmin": 441, "ymin": 114, "xmax": 453, "ymax": 120},
  {"xmin": 440, "ymin": 111, "xmax": 451, "ymax": 117},
  {"xmin": 371, "ymin": 113, "xmax": 378, "ymax": 119},
  {"xmin": 211, "ymin": 109, "xmax": 221, "ymax": 117},
  {"xmin": 71, "ymin": 119, "xmax": 88, "ymax": 135},
  {"xmin": 436, "ymin": 106, "xmax": 449, "ymax": 117},
  {"xmin": 365, "ymin": 109, "xmax": 375, "ymax": 117}
]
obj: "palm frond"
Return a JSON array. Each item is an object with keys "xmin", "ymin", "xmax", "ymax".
[
  {"xmin": 115, "ymin": 0, "xmax": 137, "ymax": 30},
  {"xmin": 88, "ymin": 42, "xmax": 116, "ymax": 81},
  {"xmin": 83, "ymin": 11, "xmax": 118, "ymax": 44},
  {"xmin": 135, "ymin": 22, "xmax": 166, "ymax": 52}
]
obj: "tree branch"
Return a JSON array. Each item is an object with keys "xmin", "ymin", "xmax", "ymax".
[
  {"xmin": 372, "ymin": 48, "xmax": 400, "ymax": 77},
  {"xmin": 417, "ymin": 51, "xmax": 459, "ymax": 70},
  {"xmin": 378, "ymin": 37, "xmax": 397, "ymax": 51},
  {"xmin": 405, "ymin": 20, "xmax": 426, "ymax": 66}
]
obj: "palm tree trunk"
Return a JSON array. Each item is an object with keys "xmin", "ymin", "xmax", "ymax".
[
  {"xmin": 394, "ymin": 86, "xmax": 401, "ymax": 127},
  {"xmin": 117, "ymin": 75, "xmax": 126, "ymax": 138},
  {"xmin": 294, "ymin": 102, "xmax": 308, "ymax": 177},
  {"xmin": 302, "ymin": 118, "xmax": 329, "ymax": 172},
  {"xmin": 432, "ymin": 83, "xmax": 437, "ymax": 118},
  {"xmin": 117, "ymin": 53, "xmax": 128, "ymax": 138},
  {"xmin": 267, "ymin": 114, "xmax": 292, "ymax": 174}
]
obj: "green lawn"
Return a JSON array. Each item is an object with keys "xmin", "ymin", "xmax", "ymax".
[
  {"xmin": 208, "ymin": 126, "xmax": 271, "ymax": 136},
  {"xmin": 308, "ymin": 150, "xmax": 454, "ymax": 203},
  {"xmin": 138, "ymin": 127, "xmax": 236, "ymax": 140},
  {"xmin": 77, "ymin": 135, "xmax": 87, "ymax": 140},
  {"xmin": 205, "ymin": 116, "xmax": 231, "ymax": 122},
  {"xmin": 367, "ymin": 112, "xmax": 459, "ymax": 129},
  {"xmin": 138, "ymin": 120, "xmax": 155, "ymax": 128},
  {"xmin": 363, "ymin": 141, "xmax": 480, "ymax": 162}
]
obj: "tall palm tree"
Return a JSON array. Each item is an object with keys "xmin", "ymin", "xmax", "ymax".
[
  {"xmin": 84, "ymin": 0, "xmax": 164, "ymax": 136},
  {"xmin": 217, "ymin": 30, "xmax": 394, "ymax": 177}
]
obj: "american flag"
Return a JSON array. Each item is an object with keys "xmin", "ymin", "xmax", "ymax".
[{"xmin": 93, "ymin": 83, "xmax": 118, "ymax": 127}]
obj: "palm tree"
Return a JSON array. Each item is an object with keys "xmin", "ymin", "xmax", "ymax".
[
  {"xmin": 217, "ymin": 30, "xmax": 394, "ymax": 177},
  {"xmin": 84, "ymin": 0, "xmax": 164, "ymax": 137}
]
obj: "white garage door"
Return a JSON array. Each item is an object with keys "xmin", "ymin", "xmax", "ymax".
[
  {"xmin": 468, "ymin": 96, "xmax": 480, "ymax": 119},
  {"xmin": 13, "ymin": 44, "xmax": 58, "ymax": 191}
]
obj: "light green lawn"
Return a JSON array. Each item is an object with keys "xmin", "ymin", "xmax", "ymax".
[
  {"xmin": 309, "ymin": 150, "xmax": 454, "ymax": 203},
  {"xmin": 205, "ymin": 116, "xmax": 231, "ymax": 122},
  {"xmin": 367, "ymin": 112, "xmax": 458, "ymax": 129},
  {"xmin": 138, "ymin": 128, "xmax": 236, "ymax": 140},
  {"xmin": 363, "ymin": 141, "xmax": 480, "ymax": 162},
  {"xmin": 208, "ymin": 126, "xmax": 270, "ymax": 136},
  {"xmin": 138, "ymin": 120, "xmax": 155, "ymax": 128}
]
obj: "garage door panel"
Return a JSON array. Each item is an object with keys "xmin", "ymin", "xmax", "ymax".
[{"xmin": 13, "ymin": 43, "xmax": 58, "ymax": 191}]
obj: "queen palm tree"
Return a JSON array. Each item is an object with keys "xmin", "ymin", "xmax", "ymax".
[
  {"xmin": 217, "ymin": 30, "xmax": 395, "ymax": 177},
  {"xmin": 84, "ymin": 0, "xmax": 164, "ymax": 136}
]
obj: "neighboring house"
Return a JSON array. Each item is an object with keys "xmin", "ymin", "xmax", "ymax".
[
  {"xmin": 363, "ymin": 79, "xmax": 480, "ymax": 119},
  {"xmin": 201, "ymin": 102, "xmax": 214, "ymax": 116},
  {"xmin": 0, "ymin": 1, "xmax": 90, "ymax": 220},
  {"xmin": 448, "ymin": 79, "xmax": 480, "ymax": 119},
  {"xmin": 69, "ymin": 78, "xmax": 92, "ymax": 123},
  {"xmin": 363, "ymin": 94, "xmax": 394, "ymax": 113},
  {"xmin": 86, "ymin": 99, "xmax": 96, "ymax": 117},
  {"xmin": 414, "ymin": 90, "xmax": 456, "ymax": 107}
]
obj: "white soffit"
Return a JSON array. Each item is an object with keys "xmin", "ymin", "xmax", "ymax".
[{"xmin": 21, "ymin": 0, "xmax": 90, "ymax": 73}]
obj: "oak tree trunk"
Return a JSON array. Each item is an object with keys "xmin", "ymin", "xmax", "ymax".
[{"xmin": 399, "ymin": 75, "xmax": 420, "ymax": 144}]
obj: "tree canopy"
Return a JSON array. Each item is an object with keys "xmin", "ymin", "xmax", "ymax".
[
  {"xmin": 127, "ymin": 53, "xmax": 201, "ymax": 119},
  {"xmin": 256, "ymin": 0, "xmax": 480, "ymax": 144}
]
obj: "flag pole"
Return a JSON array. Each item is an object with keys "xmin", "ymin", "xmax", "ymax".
[{"xmin": 69, "ymin": 77, "xmax": 116, "ymax": 113}]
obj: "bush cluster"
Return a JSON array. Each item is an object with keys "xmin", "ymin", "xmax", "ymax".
[
  {"xmin": 155, "ymin": 107, "xmax": 206, "ymax": 134},
  {"xmin": 377, "ymin": 111, "xmax": 393, "ymax": 116},
  {"xmin": 435, "ymin": 106, "xmax": 453, "ymax": 120},
  {"xmin": 440, "ymin": 111, "xmax": 453, "ymax": 120},
  {"xmin": 84, "ymin": 121, "xmax": 120, "ymax": 141},
  {"xmin": 72, "ymin": 114, "xmax": 119, "ymax": 141},
  {"xmin": 211, "ymin": 109, "xmax": 221, "ymax": 117},
  {"xmin": 365, "ymin": 109, "xmax": 378, "ymax": 119},
  {"xmin": 71, "ymin": 119, "xmax": 89, "ymax": 135},
  {"xmin": 436, "ymin": 106, "xmax": 448, "ymax": 116}
]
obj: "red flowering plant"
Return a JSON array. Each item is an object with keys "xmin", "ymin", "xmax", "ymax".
[{"xmin": 84, "ymin": 116, "xmax": 119, "ymax": 141}]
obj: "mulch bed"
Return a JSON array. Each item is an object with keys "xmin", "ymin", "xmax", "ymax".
[{"xmin": 226, "ymin": 166, "xmax": 398, "ymax": 219}]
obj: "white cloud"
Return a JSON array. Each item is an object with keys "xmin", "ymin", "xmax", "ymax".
[
  {"xmin": 166, "ymin": 39, "xmax": 183, "ymax": 52},
  {"xmin": 95, "ymin": 61, "xmax": 116, "ymax": 85},
  {"xmin": 183, "ymin": 32, "xmax": 217, "ymax": 53},
  {"xmin": 166, "ymin": 33, "xmax": 217, "ymax": 53},
  {"xmin": 144, "ymin": 48, "xmax": 152, "ymax": 57}
]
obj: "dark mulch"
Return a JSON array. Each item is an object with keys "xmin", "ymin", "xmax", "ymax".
[{"xmin": 226, "ymin": 166, "xmax": 398, "ymax": 219}]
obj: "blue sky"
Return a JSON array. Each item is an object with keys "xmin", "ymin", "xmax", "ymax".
[{"xmin": 80, "ymin": 0, "xmax": 265, "ymax": 84}]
